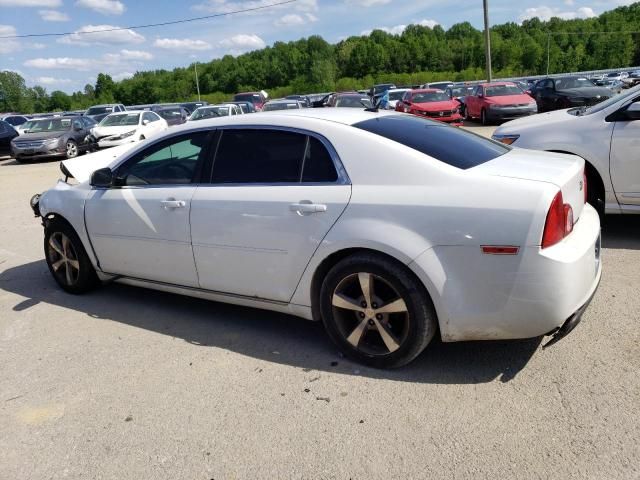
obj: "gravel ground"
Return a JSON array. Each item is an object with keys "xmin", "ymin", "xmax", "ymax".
[{"xmin": 1, "ymin": 125, "xmax": 639, "ymax": 479}]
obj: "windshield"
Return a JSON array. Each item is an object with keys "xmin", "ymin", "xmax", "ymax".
[
  {"xmin": 190, "ymin": 107, "xmax": 229, "ymax": 120},
  {"xmin": 485, "ymin": 85, "xmax": 524, "ymax": 97},
  {"xmin": 100, "ymin": 113, "xmax": 140, "ymax": 126},
  {"xmin": 28, "ymin": 118, "xmax": 72, "ymax": 132},
  {"xmin": 584, "ymin": 84, "xmax": 640, "ymax": 115},
  {"xmin": 234, "ymin": 94, "xmax": 261, "ymax": 104},
  {"xmin": 263, "ymin": 102, "xmax": 300, "ymax": 111},
  {"xmin": 555, "ymin": 77, "xmax": 594, "ymax": 89},
  {"xmin": 607, "ymin": 73, "xmax": 620, "ymax": 78},
  {"xmin": 450, "ymin": 87, "xmax": 474, "ymax": 97},
  {"xmin": 335, "ymin": 96, "xmax": 372, "ymax": 108},
  {"xmin": 157, "ymin": 108, "xmax": 183, "ymax": 120},
  {"xmin": 87, "ymin": 106, "xmax": 113, "ymax": 115},
  {"xmin": 388, "ymin": 91, "xmax": 408, "ymax": 101},
  {"xmin": 21, "ymin": 120, "xmax": 35, "ymax": 131},
  {"xmin": 412, "ymin": 91, "xmax": 450, "ymax": 103}
]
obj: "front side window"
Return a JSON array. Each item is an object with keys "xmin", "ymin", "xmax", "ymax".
[
  {"xmin": 117, "ymin": 132, "xmax": 209, "ymax": 186},
  {"xmin": 211, "ymin": 129, "xmax": 339, "ymax": 184}
]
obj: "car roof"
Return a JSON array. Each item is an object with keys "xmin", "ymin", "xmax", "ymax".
[
  {"xmin": 480, "ymin": 82, "xmax": 516, "ymax": 87},
  {"xmin": 89, "ymin": 104, "xmax": 121, "ymax": 107},
  {"xmin": 410, "ymin": 88, "xmax": 443, "ymax": 93},
  {"xmin": 107, "ymin": 110, "xmax": 144, "ymax": 114}
]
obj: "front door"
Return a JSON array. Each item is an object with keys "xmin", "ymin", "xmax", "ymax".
[
  {"xmin": 85, "ymin": 131, "xmax": 212, "ymax": 286},
  {"xmin": 190, "ymin": 128, "xmax": 351, "ymax": 302},
  {"xmin": 610, "ymin": 105, "xmax": 640, "ymax": 206}
]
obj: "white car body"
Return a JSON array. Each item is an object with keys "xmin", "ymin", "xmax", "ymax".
[
  {"xmin": 35, "ymin": 109, "xmax": 601, "ymax": 354},
  {"xmin": 92, "ymin": 110, "xmax": 168, "ymax": 148},
  {"xmin": 493, "ymin": 84, "xmax": 640, "ymax": 214},
  {"xmin": 188, "ymin": 104, "xmax": 242, "ymax": 121},
  {"xmin": 386, "ymin": 88, "xmax": 410, "ymax": 110}
]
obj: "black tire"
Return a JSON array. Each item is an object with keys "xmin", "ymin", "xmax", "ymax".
[
  {"xmin": 65, "ymin": 139, "xmax": 78, "ymax": 159},
  {"xmin": 481, "ymin": 108, "xmax": 489, "ymax": 126},
  {"xmin": 464, "ymin": 107, "xmax": 472, "ymax": 121},
  {"xmin": 320, "ymin": 252, "xmax": 437, "ymax": 368},
  {"xmin": 44, "ymin": 220, "xmax": 99, "ymax": 294}
]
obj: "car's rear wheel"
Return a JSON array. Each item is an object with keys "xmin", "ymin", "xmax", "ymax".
[
  {"xmin": 320, "ymin": 252, "xmax": 437, "ymax": 368},
  {"xmin": 65, "ymin": 140, "xmax": 78, "ymax": 158},
  {"xmin": 44, "ymin": 221, "xmax": 98, "ymax": 294}
]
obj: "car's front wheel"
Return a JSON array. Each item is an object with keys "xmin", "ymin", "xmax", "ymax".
[
  {"xmin": 65, "ymin": 139, "xmax": 78, "ymax": 158},
  {"xmin": 481, "ymin": 108, "xmax": 489, "ymax": 126},
  {"xmin": 320, "ymin": 252, "xmax": 437, "ymax": 368},
  {"xmin": 44, "ymin": 220, "xmax": 98, "ymax": 294}
]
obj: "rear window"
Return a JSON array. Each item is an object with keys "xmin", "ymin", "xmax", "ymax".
[{"xmin": 353, "ymin": 115, "xmax": 509, "ymax": 170}]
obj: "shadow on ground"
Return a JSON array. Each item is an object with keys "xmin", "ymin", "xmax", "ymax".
[
  {"xmin": 602, "ymin": 215, "xmax": 640, "ymax": 250},
  {"xmin": 1, "ymin": 259, "xmax": 541, "ymax": 384}
]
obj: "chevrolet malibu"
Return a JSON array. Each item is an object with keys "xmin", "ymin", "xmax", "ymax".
[{"xmin": 31, "ymin": 109, "xmax": 601, "ymax": 368}]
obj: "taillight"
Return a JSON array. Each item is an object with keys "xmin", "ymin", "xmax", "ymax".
[
  {"xmin": 542, "ymin": 191, "xmax": 574, "ymax": 249},
  {"xmin": 583, "ymin": 170, "xmax": 588, "ymax": 204}
]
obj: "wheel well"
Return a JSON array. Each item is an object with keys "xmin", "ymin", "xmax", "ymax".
[
  {"xmin": 547, "ymin": 150, "xmax": 605, "ymax": 202},
  {"xmin": 43, "ymin": 213, "xmax": 75, "ymax": 233},
  {"xmin": 309, "ymin": 248, "xmax": 427, "ymax": 323}
]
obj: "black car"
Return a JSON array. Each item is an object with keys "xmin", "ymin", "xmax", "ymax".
[
  {"xmin": 531, "ymin": 76, "xmax": 612, "ymax": 112},
  {"xmin": 0, "ymin": 120, "xmax": 19, "ymax": 157},
  {"xmin": 285, "ymin": 95, "xmax": 311, "ymax": 107},
  {"xmin": 10, "ymin": 116, "xmax": 96, "ymax": 162},
  {"xmin": 85, "ymin": 104, "xmax": 126, "ymax": 123},
  {"xmin": 180, "ymin": 101, "xmax": 209, "ymax": 114},
  {"xmin": 155, "ymin": 106, "xmax": 190, "ymax": 126}
]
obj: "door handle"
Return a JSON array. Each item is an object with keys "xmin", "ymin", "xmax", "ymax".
[
  {"xmin": 290, "ymin": 202, "xmax": 327, "ymax": 214},
  {"xmin": 161, "ymin": 199, "xmax": 186, "ymax": 209}
]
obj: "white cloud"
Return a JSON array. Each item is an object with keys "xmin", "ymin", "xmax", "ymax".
[
  {"xmin": 75, "ymin": 0, "xmax": 124, "ymax": 15},
  {"xmin": 24, "ymin": 49, "xmax": 152, "ymax": 71},
  {"xmin": 219, "ymin": 34, "xmax": 265, "ymax": 52},
  {"xmin": 519, "ymin": 6, "xmax": 596, "ymax": 22},
  {"xmin": 38, "ymin": 9, "xmax": 70, "ymax": 21},
  {"xmin": 193, "ymin": 0, "xmax": 317, "ymax": 14},
  {"xmin": 112, "ymin": 71, "xmax": 134, "ymax": 81},
  {"xmin": 120, "ymin": 49, "xmax": 153, "ymax": 60},
  {"xmin": 58, "ymin": 25, "xmax": 145, "ymax": 45},
  {"xmin": 362, "ymin": 18, "xmax": 439, "ymax": 36},
  {"xmin": 0, "ymin": 25, "xmax": 20, "ymax": 54},
  {"xmin": 25, "ymin": 57, "xmax": 93, "ymax": 70},
  {"xmin": 153, "ymin": 38, "xmax": 212, "ymax": 51},
  {"xmin": 564, "ymin": 0, "xmax": 575, "ymax": 5},
  {"xmin": 347, "ymin": 0, "xmax": 391, "ymax": 6},
  {"xmin": 35, "ymin": 76, "xmax": 72, "ymax": 85},
  {"xmin": 274, "ymin": 13, "xmax": 318, "ymax": 27},
  {"xmin": 0, "ymin": 0, "xmax": 61, "ymax": 6}
]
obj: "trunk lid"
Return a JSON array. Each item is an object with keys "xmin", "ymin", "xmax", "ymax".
[{"xmin": 475, "ymin": 148, "xmax": 585, "ymax": 220}]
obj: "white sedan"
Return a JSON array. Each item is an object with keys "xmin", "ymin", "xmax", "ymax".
[
  {"xmin": 493, "ymin": 84, "xmax": 640, "ymax": 215},
  {"xmin": 92, "ymin": 110, "xmax": 168, "ymax": 148},
  {"xmin": 188, "ymin": 104, "xmax": 242, "ymax": 121},
  {"xmin": 31, "ymin": 109, "xmax": 601, "ymax": 368}
]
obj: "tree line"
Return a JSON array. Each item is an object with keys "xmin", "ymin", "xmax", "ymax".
[{"xmin": 2, "ymin": 1, "xmax": 640, "ymax": 114}]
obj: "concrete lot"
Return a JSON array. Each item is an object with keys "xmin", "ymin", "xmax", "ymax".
[{"xmin": 1, "ymin": 124, "xmax": 639, "ymax": 479}]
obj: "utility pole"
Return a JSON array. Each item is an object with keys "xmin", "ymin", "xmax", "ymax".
[
  {"xmin": 483, "ymin": 0, "xmax": 492, "ymax": 82},
  {"xmin": 194, "ymin": 62, "xmax": 201, "ymax": 101},
  {"xmin": 546, "ymin": 32, "xmax": 551, "ymax": 75}
]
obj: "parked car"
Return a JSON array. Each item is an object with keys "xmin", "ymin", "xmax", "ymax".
[
  {"xmin": 16, "ymin": 119, "xmax": 38, "ymax": 135},
  {"xmin": 599, "ymin": 79, "xmax": 625, "ymax": 95},
  {"xmin": 31, "ymin": 109, "xmax": 601, "ymax": 368},
  {"xmin": 1, "ymin": 114, "xmax": 30, "ymax": 129},
  {"xmin": 493, "ymin": 84, "xmax": 640, "ymax": 217},
  {"xmin": 465, "ymin": 82, "xmax": 537, "ymax": 125},
  {"xmin": 396, "ymin": 89, "xmax": 463, "ymax": 125},
  {"xmin": 422, "ymin": 81, "xmax": 455, "ymax": 91},
  {"xmin": 326, "ymin": 93, "xmax": 373, "ymax": 109},
  {"xmin": 0, "ymin": 120, "xmax": 19, "ymax": 156},
  {"xmin": 386, "ymin": 88, "xmax": 410, "ymax": 110},
  {"xmin": 531, "ymin": 77, "xmax": 612, "ymax": 113},
  {"xmin": 233, "ymin": 92, "xmax": 267, "ymax": 111},
  {"xmin": 10, "ymin": 116, "xmax": 95, "ymax": 161},
  {"xmin": 155, "ymin": 106, "xmax": 190, "ymax": 126},
  {"xmin": 85, "ymin": 104, "xmax": 126, "ymax": 123},
  {"xmin": 262, "ymin": 100, "xmax": 304, "ymax": 111},
  {"xmin": 445, "ymin": 85, "xmax": 475, "ymax": 117},
  {"xmin": 228, "ymin": 101, "xmax": 257, "ymax": 114},
  {"xmin": 308, "ymin": 93, "xmax": 333, "ymax": 108},
  {"xmin": 189, "ymin": 104, "xmax": 243, "ymax": 120},
  {"xmin": 91, "ymin": 111, "xmax": 168, "ymax": 148},
  {"xmin": 180, "ymin": 102, "xmax": 209, "ymax": 114},
  {"xmin": 285, "ymin": 95, "xmax": 311, "ymax": 108}
]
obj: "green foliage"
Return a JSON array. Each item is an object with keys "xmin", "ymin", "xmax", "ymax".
[{"xmin": 4, "ymin": 2, "xmax": 640, "ymax": 113}]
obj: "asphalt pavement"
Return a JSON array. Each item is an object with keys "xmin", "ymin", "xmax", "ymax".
[{"xmin": 0, "ymin": 124, "xmax": 638, "ymax": 479}]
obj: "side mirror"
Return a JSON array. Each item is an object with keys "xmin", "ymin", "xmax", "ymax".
[
  {"xmin": 90, "ymin": 167, "xmax": 113, "ymax": 188},
  {"xmin": 623, "ymin": 102, "xmax": 640, "ymax": 120},
  {"xmin": 478, "ymin": 93, "xmax": 484, "ymax": 98},
  {"xmin": 142, "ymin": 119, "xmax": 150, "ymax": 125}
]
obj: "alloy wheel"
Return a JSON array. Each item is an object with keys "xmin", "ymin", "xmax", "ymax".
[
  {"xmin": 331, "ymin": 272, "xmax": 410, "ymax": 356},
  {"xmin": 47, "ymin": 232, "xmax": 80, "ymax": 286},
  {"xmin": 66, "ymin": 141, "xmax": 78, "ymax": 157}
]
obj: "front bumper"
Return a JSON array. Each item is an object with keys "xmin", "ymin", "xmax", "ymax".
[
  {"xmin": 97, "ymin": 137, "xmax": 137, "ymax": 148},
  {"xmin": 11, "ymin": 143, "xmax": 65, "ymax": 160},
  {"xmin": 412, "ymin": 110, "xmax": 463, "ymax": 124},
  {"xmin": 487, "ymin": 107, "xmax": 537, "ymax": 121}
]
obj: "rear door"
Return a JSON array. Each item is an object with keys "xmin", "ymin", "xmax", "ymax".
[
  {"xmin": 190, "ymin": 128, "xmax": 351, "ymax": 302},
  {"xmin": 610, "ymin": 100, "xmax": 640, "ymax": 206}
]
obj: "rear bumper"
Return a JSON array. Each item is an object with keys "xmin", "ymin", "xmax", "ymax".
[
  {"xmin": 410, "ymin": 204, "xmax": 602, "ymax": 342},
  {"xmin": 486, "ymin": 107, "xmax": 537, "ymax": 121}
]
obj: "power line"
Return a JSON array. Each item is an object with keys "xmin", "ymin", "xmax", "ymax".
[{"xmin": 0, "ymin": 0, "xmax": 298, "ymax": 39}]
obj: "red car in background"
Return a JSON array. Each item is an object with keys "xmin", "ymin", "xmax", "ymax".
[
  {"xmin": 233, "ymin": 91, "xmax": 268, "ymax": 111},
  {"xmin": 395, "ymin": 89, "xmax": 463, "ymax": 125},
  {"xmin": 464, "ymin": 82, "xmax": 537, "ymax": 125}
]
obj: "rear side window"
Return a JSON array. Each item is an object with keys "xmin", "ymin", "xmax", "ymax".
[
  {"xmin": 302, "ymin": 137, "xmax": 338, "ymax": 182},
  {"xmin": 353, "ymin": 115, "xmax": 509, "ymax": 169}
]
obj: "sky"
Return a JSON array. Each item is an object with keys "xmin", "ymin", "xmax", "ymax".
[{"xmin": 0, "ymin": 0, "xmax": 635, "ymax": 93}]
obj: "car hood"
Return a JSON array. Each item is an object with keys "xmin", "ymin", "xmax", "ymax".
[
  {"xmin": 485, "ymin": 94, "xmax": 534, "ymax": 105},
  {"xmin": 61, "ymin": 142, "xmax": 138, "ymax": 183},
  {"xmin": 14, "ymin": 131, "xmax": 66, "ymax": 141},
  {"xmin": 494, "ymin": 108, "xmax": 577, "ymax": 133},
  {"xmin": 556, "ymin": 87, "xmax": 611, "ymax": 98},
  {"xmin": 92, "ymin": 125, "xmax": 137, "ymax": 138},
  {"xmin": 413, "ymin": 100, "xmax": 458, "ymax": 110}
]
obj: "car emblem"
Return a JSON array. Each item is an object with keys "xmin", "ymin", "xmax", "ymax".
[{"xmin": 439, "ymin": 111, "xmax": 444, "ymax": 117}]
